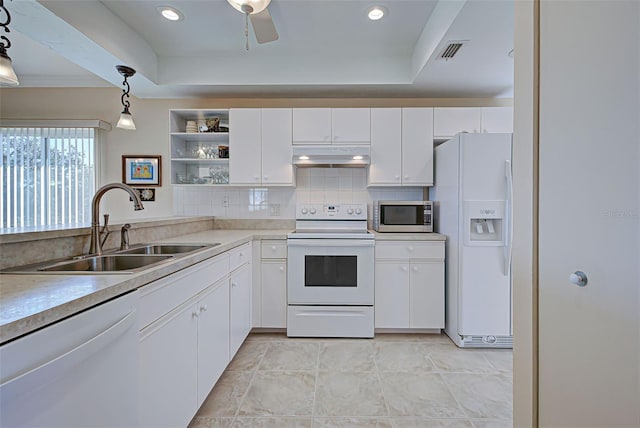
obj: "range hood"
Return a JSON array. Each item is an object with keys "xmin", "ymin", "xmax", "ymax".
[{"xmin": 292, "ymin": 145, "xmax": 370, "ymax": 167}]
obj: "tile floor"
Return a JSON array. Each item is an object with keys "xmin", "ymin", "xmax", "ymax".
[{"xmin": 189, "ymin": 333, "xmax": 512, "ymax": 428}]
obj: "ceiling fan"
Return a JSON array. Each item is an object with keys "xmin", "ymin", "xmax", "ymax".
[{"xmin": 226, "ymin": 0, "xmax": 279, "ymax": 50}]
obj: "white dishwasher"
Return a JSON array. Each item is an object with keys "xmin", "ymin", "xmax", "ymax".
[{"xmin": 0, "ymin": 290, "xmax": 139, "ymax": 428}]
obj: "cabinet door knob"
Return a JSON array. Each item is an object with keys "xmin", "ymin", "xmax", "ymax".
[
  {"xmin": 279, "ymin": 266, "xmax": 284, "ymax": 272},
  {"xmin": 402, "ymin": 266, "xmax": 408, "ymax": 271},
  {"xmin": 412, "ymin": 266, "xmax": 419, "ymax": 272},
  {"xmin": 192, "ymin": 311, "xmax": 199, "ymax": 318},
  {"xmin": 239, "ymin": 252, "xmax": 244, "ymax": 257},
  {"xmin": 232, "ymin": 282, "xmax": 237, "ymax": 287},
  {"xmin": 271, "ymin": 245, "xmax": 276, "ymax": 250},
  {"xmin": 200, "ymin": 304, "xmax": 208, "ymax": 312},
  {"xmin": 404, "ymin": 175, "xmax": 409, "ymax": 180},
  {"xmin": 408, "ymin": 246, "xmax": 414, "ymax": 252},
  {"xmin": 263, "ymin": 176, "xmax": 268, "ymax": 180},
  {"xmin": 395, "ymin": 175, "xmax": 400, "ymax": 180}
]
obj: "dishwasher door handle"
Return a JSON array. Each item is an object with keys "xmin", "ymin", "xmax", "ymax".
[{"xmin": 0, "ymin": 309, "xmax": 136, "ymax": 395}]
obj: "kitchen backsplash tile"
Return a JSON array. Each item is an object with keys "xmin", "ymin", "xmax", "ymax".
[{"xmin": 174, "ymin": 168, "xmax": 424, "ymax": 220}]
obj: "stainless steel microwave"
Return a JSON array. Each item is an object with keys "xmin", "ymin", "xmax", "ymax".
[{"xmin": 375, "ymin": 201, "xmax": 434, "ymax": 233}]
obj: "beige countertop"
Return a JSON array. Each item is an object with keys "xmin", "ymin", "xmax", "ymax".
[
  {"xmin": 0, "ymin": 229, "xmax": 446, "ymax": 344},
  {"xmin": 0, "ymin": 229, "xmax": 289, "ymax": 344}
]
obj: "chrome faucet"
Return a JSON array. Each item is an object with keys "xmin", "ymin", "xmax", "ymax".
[{"xmin": 89, "ymin": 183, "xmax": 144, "ymax": 255}]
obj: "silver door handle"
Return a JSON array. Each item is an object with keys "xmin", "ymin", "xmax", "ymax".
[{"xmin": 569, "ymin": 271, "xmax": 588, "ymax": 287}]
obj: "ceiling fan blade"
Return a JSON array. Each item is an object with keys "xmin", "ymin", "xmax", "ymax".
[{"xmin": 250, "ymin": 8, "xmax": 279, "ymax": 44}]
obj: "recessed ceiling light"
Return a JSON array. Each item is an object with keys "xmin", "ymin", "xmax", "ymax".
[
  {"xmin": 299, "ymin": 155, "xmax": 309, "ymax": 160},
  {"xmin": 353, "ymin": 155, "xmax": 363, "ymax": 160},
  {"xmin": 158, "ymin": 6, "xmax": 183, "ymax": 21},
  {"xmin": 367, "ymin": 6, "xmax": 386, "ymax": 21}
]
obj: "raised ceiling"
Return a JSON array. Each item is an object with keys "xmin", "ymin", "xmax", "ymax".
[{"xmin": 7, "ymin": 0, "xmax": 514, "ymax": 99}]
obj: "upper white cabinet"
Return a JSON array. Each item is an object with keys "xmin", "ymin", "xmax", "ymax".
[
  {"xmin": 480, "ymin": 107, "xmax": 514, "ymax": 133},
  {"xmin": 433, "ymin": 106, "xmax": 514, "ymax": 139},
  {"xmin": 331, "ymin": 108, "xmax": 371, "ymax": 144},
  {"xmin": 402, "ymin": 108, "xmax": 434, "ymax": 186},
  {"xmin": 433, "ymin": 107, "xmax": 482, "ymax": 138},
  {"xmin": 369, "ymin": 107, "xmax": 433, "ymax": 186},
  {"xmin": 293, "ymin": 108, "xmax": 370, "ymax": 144},
  {"xmin": 229, "ymin": 108, "xmax": 293, "ymax": 186}
]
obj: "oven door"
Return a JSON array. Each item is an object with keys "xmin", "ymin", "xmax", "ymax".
[{"xmin": 287, "ymin": 239, "xmax": 374, "ymax": 305}]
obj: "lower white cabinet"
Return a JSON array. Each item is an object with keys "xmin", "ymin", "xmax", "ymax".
[
  {"xmin": 230, "ymin": 262, "xmax": 252, "ymax": 357},
  {"xmin": 139, "ymin": 246, "xmax": 252, "ymax": 428},
  {"xmin": 260, "ymin": 240, "xmax": 287, "ymax": 328},
  {"xmin": 375, "ymin": 241, "xmax": 445, "ymax": 329},
  {"xmin": 196, "ymin": 280, "xmax": 230, "ymax": 406}
]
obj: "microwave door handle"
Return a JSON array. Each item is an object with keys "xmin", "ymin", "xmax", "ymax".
[{"xmin": 504, "ymin": 160, "xmax": 514, "ymax": 277}]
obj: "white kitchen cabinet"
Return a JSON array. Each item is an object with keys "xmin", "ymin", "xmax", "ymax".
[
  {"xmin": 480, "ymin": 107, "xmax": 513, "ymax": 133},
  {"xmin": 261, "ymin": 108, "xmax": 293, "ymax": 185},
  {"xmin": 293, "ymin": 108, "xmax": 370, "ymax": 144},
  {"xmin": 375, "ymin": 241, "xmax": 444, "ymax": 329},
  {"xmin": 369, "ymin": 108, "xmax": 402, "ymax": 185},
  {"xmin": 401, "ymin": 108, "xmax": 434, "ymax": 186},
  {"xmin": 293, "ymin": 108, "xmax": 332, "ymax": 143},
  {"xmin": 230, "ymin": 108, "xmax": 293, "ymax": 186},
  {"xmin": 260, "ymin": 240, "xmax": 287, "ymax": 328},
  {"xmin": 139, "ymin": 298, "xmax": 199, "ymax": 428},
  {"xmin": 229, "ymin": 108, "xmax": 261, "ymax": 185},
  {"xmin": 331, "ymin": 108, "xmax": 370, "ymax": 144},
  {"xmin": 229, "ymin": 242, "xmax": 252, "ymax": 356},
  {"xmin": 138, "ymin": 254, "xmax": 233, "ymax": 428},
  {"xmin": 170, "ymin": 109, "xmax": 230, "ymax": 185},
  {"xmin": 196, "ymin": 279, "xmax": 230, "ymax": 407},
  {"xmin": 230, "ymin": 262, "xmax": 252, "ymax": 357},
  {"xmin": 369, "ymin": 108, "xmax": 434, "ymax": 186},
  {"xmin": 433, "ymin": 107, "xmax": 482, "ymax": 138}
]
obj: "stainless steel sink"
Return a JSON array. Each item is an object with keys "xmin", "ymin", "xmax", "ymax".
[
  {"xmin": 116, "ymin": 243, "xmax": 219, "ymax": 255},
  {"xmin": 39, "ymin": 255, "xmax": 174, "ymax": 273}
]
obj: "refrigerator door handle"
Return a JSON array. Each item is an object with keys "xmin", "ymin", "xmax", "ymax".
[{"xmin": 504, "ymin": 160, "xmax": 514, "ymax": 276}]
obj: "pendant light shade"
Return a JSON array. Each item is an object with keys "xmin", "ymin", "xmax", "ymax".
[
  {"xmin": 115, "ymin": 65, "xmax": 136, "ymax": 131},
  {"xmin": 117, "ymin": 107, "xmax": 136, "ymax": 131},
  {"xmin": 0, "ymin": 0, "xmax": 19, "ymax": 86},
  {"xmin": 226, "ymin": 0, "xmax": 270, "ymax": 14},
  {"xmin": 0, "ymin": 54, "xmax": 18, "ymax": 86}
]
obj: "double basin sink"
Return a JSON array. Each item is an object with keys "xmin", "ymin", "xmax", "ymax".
[{"xmin": 4, "ymin": 244, "xmax": 220, "ymax": 274}]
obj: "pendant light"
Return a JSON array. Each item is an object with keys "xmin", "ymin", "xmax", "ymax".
[
  {"xmin": 116, "ymin": 65, "xmax": 136, "ymax": 131},
  {"xmin": 0, "ymin": 0, "xmax": 19, "ymax": 86}
]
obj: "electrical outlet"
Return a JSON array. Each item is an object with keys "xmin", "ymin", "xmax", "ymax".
[{"xmin": 270, "ymin": 204, "xmax": 280, "ymax": 216}]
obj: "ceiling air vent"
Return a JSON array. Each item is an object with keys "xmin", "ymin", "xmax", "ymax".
[{"xmin": 438, "ymin": 41, "xmax": 467, "ymax": 60}]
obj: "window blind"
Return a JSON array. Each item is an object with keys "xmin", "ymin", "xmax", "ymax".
[{"xmin": 1, "ymin": 127, "xmax": 96, "ymax": 229}]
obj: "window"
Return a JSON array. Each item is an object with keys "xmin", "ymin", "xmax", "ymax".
[{"xmin": 1, "ymin": 127, "xmax": 96, "ymax": 229}]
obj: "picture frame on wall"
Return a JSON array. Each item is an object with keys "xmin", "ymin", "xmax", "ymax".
[{"xmin": 122, "ymin": 155, "xmax": 162, "ymax": 187}]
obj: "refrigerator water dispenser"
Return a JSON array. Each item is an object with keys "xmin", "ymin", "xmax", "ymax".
[{"xmin": 464, "ymin": 201, "xmax": 505, "ymax": 246}]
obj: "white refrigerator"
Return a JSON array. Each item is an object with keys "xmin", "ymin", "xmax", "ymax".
[{"xmin": 432, "ymin": 133, "xmax": 513, "ymax": 348}]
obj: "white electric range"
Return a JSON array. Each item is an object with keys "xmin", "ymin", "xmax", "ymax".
[{"xmin": 287, "ymin": 203, "xmax": 374, "ymax": 338}]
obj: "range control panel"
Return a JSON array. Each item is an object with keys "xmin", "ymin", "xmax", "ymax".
[{"xmin": 295, "ymin": 203, "xmax": 367, "ymax": 220}]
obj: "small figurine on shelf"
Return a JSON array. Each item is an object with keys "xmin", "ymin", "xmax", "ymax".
[{"xmin": 206, "ymin": 118, "xmax": 220, "ymax": 132}]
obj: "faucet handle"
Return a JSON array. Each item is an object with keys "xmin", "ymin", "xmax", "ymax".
[{"xmin": 102, "ymin": 213, "xmax": 110, "ymax": 228}]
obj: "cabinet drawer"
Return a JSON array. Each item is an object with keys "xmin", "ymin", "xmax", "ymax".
[
  {"xmin": 230, "ymin": 242, "xmax": 251, "ymax": 271},
  {"xmin": 261, "ymin": 240, "xmax": 287, "ymax": 259},
  {"xmin": 139, "ymin": 254, "xmax": 229, "ymax": 329},
  {"xmin": 375, "ymin": 241, "xmax": 444, "ymax": 260}
]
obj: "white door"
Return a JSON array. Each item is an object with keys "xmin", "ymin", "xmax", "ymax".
[
  {"xmin": 538, "ymin": 1, "xmax": 640, "ymax": 426},
  {"xmin": 229, "ymin": 108, "xmax": 261, "ymax": 184},
  {"xmin": 409, "ymin": 261, "xmax": 444, "ymax": 329},
  {"xmin": 261, "ymin": 108, "xmax": 293, "ymax": 185},
  {"xmin": 230, "ymin": 263, "xmax": 252, "ymax": 357},
  {"xmin": 260, "ymin": 260, "xmax": 287, "ymax": 328},
  {"xmin": 369, "ymin": 108, "xmax": 402, "ymax": 185},
  {"xmin": 374, "ymin": 261, "xmax": 410, "ymax": 328},
  {"xmin": 331, "ymin": 108, "xmax": 370, "ymax": 144},
  {"xmin": 402, "ymin": 108, "xmax": 434, "ymax": 186},
  {"xmin": 292, "ymin": 108, "xmax": 331, "ymax": 144}
]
